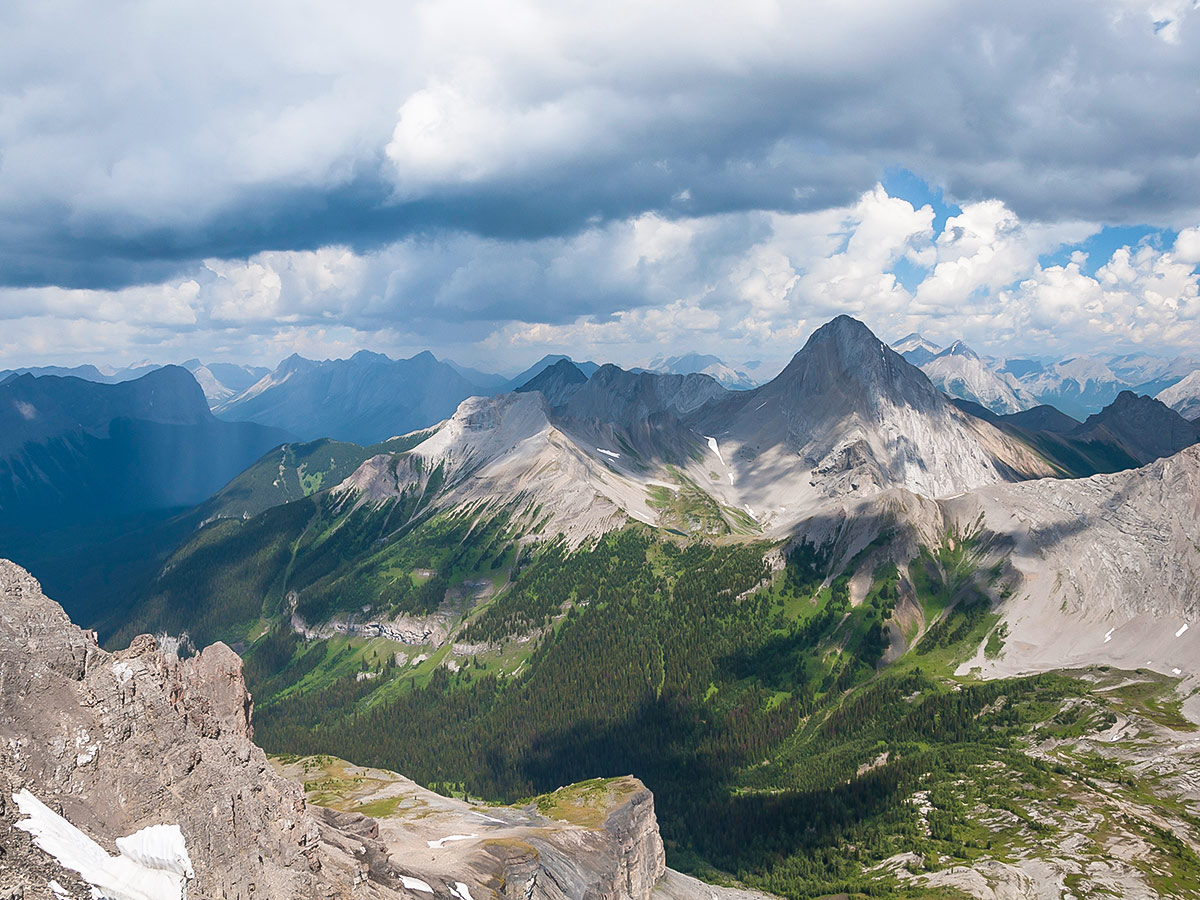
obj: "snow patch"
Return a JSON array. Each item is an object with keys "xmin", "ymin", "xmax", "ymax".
[
  {"xmin": 401, "ymin": 876, "xmax": 435, "ymax": 893},
  {"xmin": 1103, "ymin": 627, "xmax": 1114, "ymax": 644},
  {"xmin": 727, "ymin": 472, "xmax": 734, "ymax": 485},
  {"xmin": 1173, "ymin": 668, "xmax": 1183, "ymax": 675},
  {"xmin": 427, "ymin": 833, "xmax": 476, "ymax": 849},
  {"xmin": 454, "ymin": 882, "xmax": 477, "ymax": 900},
  {"xmin": 705, "ymin": 436, "xmax": 725, "ymax": 465},
  {"xmin": 470, "ymin": 811, "xmax": 505, "ymax": 824},
  {"xmin": 1176, "ymin": 623, "xmax": 1189, "ymax": 638},
  {"xmin": 596, "ymin": 448, "xmax": 621, "ymax": 459},
  {"xmin": 14, "ymin": 789, "xmax": 193, "ymax": 900}
]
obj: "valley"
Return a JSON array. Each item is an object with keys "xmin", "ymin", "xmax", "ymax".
[{"xmin": 4, "ymin": 316, "xmax": 1200, "ymax": 900}]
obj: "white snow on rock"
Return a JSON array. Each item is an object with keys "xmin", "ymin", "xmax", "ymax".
[
  {"xmin": 453, "ymin": 882, "xmax": 477, "ymax": 900},
  {"xmin": 1104, "ymin": 628, "xmax": 1114, "ymax": 644},
  {"xmin": 596, "ymin": 448, "xmax": 621, "ymax": 459},
  {"xmin": 14, "ymin": 789, "xmax": 193, "ymax": 900},
  {"xmin": 705, "ymin": 437, "xmax": 725, "ymax": 465},
  {"xmin": 1176, "ymin": 623, "xmax": 1189, "ymax": 638},
  {"xmin": 427, "ymin": 833, "xmax": 476, "ymax": 849},
  {"xmin": 401, "ymin": 876, "xmax": 435, "ymax": 893}
]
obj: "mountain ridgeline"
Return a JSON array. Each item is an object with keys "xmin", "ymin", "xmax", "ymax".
[{"xmin": 7, "ymin": 315, "xmax": 1200, "ymax": 899}]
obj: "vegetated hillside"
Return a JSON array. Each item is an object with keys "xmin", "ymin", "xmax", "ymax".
[
  {"xmin": 200, "ymin": 429, "xmax": 436, "ymax": 521},
  {"xmin": 214, "ymin": 349, "xmax": 485, "ymax": 444},
  {"xmin": 239, "ymin": 510, "xmax": 1199, "ymax": 899}
]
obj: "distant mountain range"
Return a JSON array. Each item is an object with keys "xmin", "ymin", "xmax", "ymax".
[
  {"xmin": 893, "ymin": 333, "xmax": 1200, "ymax": 420},
  {"xmin": 643, "ymin": 352, "xmax": 757, "ymax": 389},
  {"xmin": 10, "ymin": 316, "xmax": 1200, "ymax": 899}
]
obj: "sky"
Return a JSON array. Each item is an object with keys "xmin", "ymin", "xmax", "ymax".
[{"xmin": 1, "ymin": 0, "xmax": 1199, "ymax": 374}]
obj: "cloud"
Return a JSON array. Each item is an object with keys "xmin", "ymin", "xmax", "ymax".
[
  {"xmin": 2, "ymin": 0, "xmax": 1200, "ymax": 297},
  {"xmin": 2, "ymin": 180, "xmax": 1197, "ymax": 370}
]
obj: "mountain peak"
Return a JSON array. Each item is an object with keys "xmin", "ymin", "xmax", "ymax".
[{"xmin": 939, "ymin": 340, "xmax": 979, "ymax": 360}]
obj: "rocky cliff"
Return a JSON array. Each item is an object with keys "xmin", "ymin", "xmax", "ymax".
[{"xmin": 0, "ymin": 560, "xmax": 674, "ymax": 900}]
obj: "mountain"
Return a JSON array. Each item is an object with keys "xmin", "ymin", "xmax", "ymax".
[
  {"xmin": 685, "ymin": 317, "xmax": 1052, "ymax": 520},
  {"xmin": 890, "ymin": 332, "xmax": 941, "ymax": 366},
  {"xmin": 1072, "ymin": 390, "xmax": 1200, "ymax": 465},
  {"xmin": 84, "ymin": 316, "xmax": 1200, "ymax": 899},
  {"xmin": 952, "ymin": 392, "xmax": 1195, "ymax": 476},
  {"xmin": 999, "ymin": 403, "xmax": 1081, "ymax": 434},
  {"xmin": 0, "ymin": 559, "xmax": 678, "ymax": 900},
  {"xmin": 1009, "ymin": 355, "xmax": 1128, "ymax": 419},
  {"xmin": 214, "ymin": 350, "xmax": 485, "ymax": 444},
  {"xmin": 503, "ymin": 354, "xmax": 601, "ymax": 392},
  {"xmin": 0, "ymin": 362, "xmax": 163, "ymax": 385},
  {"xmin": 443, "ymin": 359, "xmax": 511, "ymax": 393},
  {"xmin": 1105, "ymin": 352, "xmax": 1200, "ymax": 396},
  {"xmin": 646, "ymin": 352, "xmax": 756, "ymax": 390},
  {"xmin": 1158, "ymin": 369, "xmax": 1200, "ymax": 421},
  {"xmin": 514, "ymin": 356, "xmax": 589, "ymax": 406},
  {"xmin": 182, "ymin": 359, "xmax": 269, "ymax": 404},
  {"xmin": 0, "ymin": 366, "xmax": 289, "ymax": 520},
  {"xmin": 918, "ymin": 340, "xmax": 1036, "ymax": 415}
]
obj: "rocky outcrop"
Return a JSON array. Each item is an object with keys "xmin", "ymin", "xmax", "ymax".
[
  {"xmin": 0, "ymin": 558, "xmax": 395, "ymax": 900},
  {"xmin": 0, "ymin": 560, "xmax": 677, "ymax": 900}
]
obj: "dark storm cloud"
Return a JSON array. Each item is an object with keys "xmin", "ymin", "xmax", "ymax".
[{"xmin": 1, "ymin": 0, "xmax": 1198, "ymax": 293}]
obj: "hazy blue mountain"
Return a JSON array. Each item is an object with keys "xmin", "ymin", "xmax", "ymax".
[
  {"xmin": 444, "ymin": 359, "xmax": 512, "ymax": 393},
  {"xmin": 644, "ymin": 352, "xmax": 756, "ymax": 390},
  {"xmin": 0, "ymin": 366, "xmax": 290, "ymax": 523},
  {"xmin": 504, "ymin": 354, "xmax": 601, "ymax": 392},
  {"xmin": 515, "ymin": 357, "xmax": 589, "ymax": 406},
  {"xmin": 0, "ymin": 362, "xmax": 162, "ymax": 384},
  {"xmin": 214, "ymin": 350, "xmax": 485, "ymax": 444}
]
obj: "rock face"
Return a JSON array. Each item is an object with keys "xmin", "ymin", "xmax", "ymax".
[
  {"xmin": 918, "ymin": 341, "xmax": 1036, "ymax": 415},
  {"xmin": 0, "ymin": 560, "xmax": 675, "ymax": 900},
  {"xmin": 272, "ymin": 756, "xmax": 666, "ymax": 900},
  {"xmin": 0, "ymin": 558, "xmax": 382, "ymax": 899},
  {"xmin": 1157, "ymin": 369, "xmax": 1200, "ymax": 422}
]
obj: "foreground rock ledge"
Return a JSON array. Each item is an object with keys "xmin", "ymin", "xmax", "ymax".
[{"xmin": 0, "ymin": 558, "xmax": 721, "ymax": 900}]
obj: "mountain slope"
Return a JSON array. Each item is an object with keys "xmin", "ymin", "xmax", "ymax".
[
  {"xmin": 215, "ymin": 350, "xmax": 484, "ymax": 444},
  {"xmin": 685, "ymin": 317, "xmax": 1053, "ymax": 525},
  {"xmin": 1072, "ymin": 390, "xmax": 1200, "ymax": 465},
  {"xmin": 919, "ymin": 341, "xmax": 1036, "ymax": 415},
  {"xmin": 1158, "ymin": 369, "xmax": 1200, "ymax": 421},
  {"xmin": 0, "ymin": 367, "xmax": 289, "ymax": 521},
  {"xmin": 514, "ymin": 357, "xmax": 589, "ymax": 406}
]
